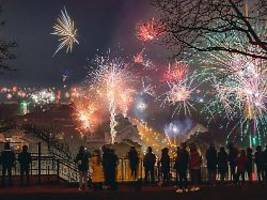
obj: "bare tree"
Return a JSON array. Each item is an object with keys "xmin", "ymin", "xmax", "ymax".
[
  {"xmin": 0, "ymin": 6, "xmax": 16, "ymax": 73},
  {"xmin": 152, "ymin": 0, "xmax": 267, "ymax": 59}
]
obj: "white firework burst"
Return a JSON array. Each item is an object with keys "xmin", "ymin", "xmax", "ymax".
[
  {"xmin": 51, "ymin": 7, "xmax": 79, "ymax": 56},
  {"xmin": 162, "ymin": 76, "xmax": 198, "ymax": 116},
  {"xmin": 141, "ymin": 79, "xmax": 156, "ymax": 96},
  {"xmin": 88, "ymin": 53, "xmax": 136, "ymax": 143}
]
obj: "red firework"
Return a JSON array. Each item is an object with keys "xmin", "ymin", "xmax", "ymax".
[
  {"xmin": 136, "ymin": 18, "xmax": 163, "ymax": 42},
  {"xmin": 133, "ymin": 49, "xmax": 144, "ymax": 64},
  {"xmin": 161, "ymin": 62, "xmax": 188, "ymax": 83}
]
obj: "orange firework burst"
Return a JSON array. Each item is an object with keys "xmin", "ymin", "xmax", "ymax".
[
  {"xmin": 133, "ymin": 49, "xmax": 155, "ymax": 70},
  {"xmin": 133, "ymin": 49, "xmax": 144, "ymax": 64},
  {"xmin": 70, "ymin": 87, "xmax": 81, "ymax": 99},
  {"xmin": 136, "ymin": 18, "xmax": 163, "ymax": 42},
  {"xmin": 73, "ymin": 97, "xmax": 102, "ymax": 134}
]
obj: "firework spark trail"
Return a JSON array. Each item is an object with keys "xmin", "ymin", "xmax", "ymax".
[
  {"xmin": 213, "ymin": 83, "xmax": 237, "ymax": 119},
  {"xmin": 51, "ymin": 7, "xmax": 79, "ymax": 56},
  {"xmin": 89, "ymin": 54, "xmax": 136, "ymax": 143},
  {"xmin": 106, "ymin": 67, "xmax": 118, "ymax": 143},
  {"xmin": 108, "ymin": 96, "xmax": 117, "ymax": 143}
]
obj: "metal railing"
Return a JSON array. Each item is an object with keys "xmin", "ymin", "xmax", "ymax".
[{"xmin": 0, "ymin": 142, "xmax": 263, "ymax": 184}]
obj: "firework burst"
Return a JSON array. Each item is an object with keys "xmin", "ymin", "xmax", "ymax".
[
  {"xmin": 160, "ymin": 63, "xmax": 201, "ymax": 116},
  {"xmin": 140, "ymin": 79, "xmax": 156, "ymax": 96},
  {"xmin": 73, "ymin": 97, "xmax": 99, "ymax": 133},
  {"xmin": 204, "ymin": 54, "xmax": 267, "ymax": 121},
  {"xmin": 133, "ymin": 49, "xmax": 155, "ymax": 70},
  {"xmin": 89, "ymin": 53, "xmax": 136, "ymax": 143},
  {"xmin": 136, "ymin": 18, "xmax": 163, "ymax": 42},
  {"xmin": 162, "ymin": 79, "xmax": 196, "ymax": 116},
  {"xmin": 161, "ymin": 61, "xmax": 188, "ymax": 83},
  {"xmin": 30, "ymin": 89, "xmax": 56, "ymax": 106},
  {"xmin": 198, "ymin": 29, "xmax": 267, "ymax": 146},
  {"xmin": 51, "ymin": 7, "xmax": 79, "ymax": 56}
]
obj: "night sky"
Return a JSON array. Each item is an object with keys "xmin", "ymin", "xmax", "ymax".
[{"xmin": 0, "ymin": 0, "xmax": 154, "ymax": 87}]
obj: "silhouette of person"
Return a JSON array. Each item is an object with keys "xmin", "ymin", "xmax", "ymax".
[
  {"xmin": 102, "ymin": 146, "xmax": 110, "ymax": 188},
  {"xmin": 160, "ymin": 148, "xmax": 170, "ymax": 185},
  {"xmin": 217, "ymin": 147, "xmax": 228, "ymax": 182},
  {"xmin": 91, "ymin": 150, "xmax": 104, "ymax": 190},
  {"xmin": 18, "ymin": 145, "xmax": 32, "ymax": 186},
  {"xmin": 75, "ymin": 146, "xmax": 90, "ymax": 191},
  {"xmin": 128, "ymin": 146, "xmax": 139, "ymax": 180},
  {"xmin": 174, "ymin": 146, "xmax": 181, "ymax": 184},
  {"xmin": 143, "ymin": 146, "xmax": 156, "ymax": 183},
  {"xmin": 108, "ymin": 149, "xmax": 118, "ymax": 190},
  {"xmin": 236, "ymin": 150, "xmax": 248, "ymax": 185},
  {"xmin": 1, "ymin": 142, "xmax": 15, "ymax": 186},
  {"xmin": 255, "ymin": 145, "xmax": 265, "ymax": 182},
  {"xmin": 228, "ymin": 143, "xmax": 238, "ymax": 182},
  {"xmin": 246, "ymin": 147, "xmax": 253, "ymax": 183},
  {"xmin": 206, "ymin": 144, "xmax": 217, "ymax": 185},
  {"xmin": 175, "ymin": 143, "xmax": 189, "ymax": 193},
  {"xmin": 189, "ymin": 143, "xmax": 202, "ymax": 192}
]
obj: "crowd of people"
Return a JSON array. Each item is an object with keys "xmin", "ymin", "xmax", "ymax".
[
  {"xmin": 75, "ymin": 142, "xmax": 267, "ymax": 193},
  {"xmin": 1, "ymin": 141, "xmax": 267, "ymax": 193},
  {"xmin": 0, "ymin": 142, "xmax": 32, "ymax": 186},
  {"xmin": 204, "ymin": 144, "xmax": 267, "ymax": 186}
]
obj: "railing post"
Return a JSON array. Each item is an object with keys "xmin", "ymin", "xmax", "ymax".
[
  {"xmin": 140, "ymin": 160, "xmax": 143, "ymax": 181},
  {"xmin": 121, "ymin": 158, "xmax": 124, "ymax": 182},
  {"xmin": 38, "ymin": 142, "xmax": 41, "ymax": 185},
  {"xmin": 57, "ymin": 159, "xmax": 60, "ymax": 183},
  {"xmin": 30, "ymin": 157, "xmax": 33, "ymax": 175}
]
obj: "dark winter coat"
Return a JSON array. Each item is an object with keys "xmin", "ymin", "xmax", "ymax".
[
  {"xmin": 217, "ymin": 151, "xmax": 228, "ymax": 173},
  {"xmin": 174, "ymin": 149, "xmax": 189, "ymax": 172},
  {"xmin": 75, "ymin": 152, "xmax": 90, "ymax": 172},
  {"xmin": 0, "ymin": 150, "xmax": 15, "ymax": 168},
  {"xmin": 255, "ymin": 151, "xmax": 264, "ymax": 170},
  {"xmin": 18, "ymin": 151, "xmax": 32, "ymax": 169},
  {"xmin": 160, "ymin": 155, "xmax": 170, "ymax": 173},
  {"xmin": 128, "ymin": 150, "xmax": 139, "ymax": 169},
  {"xmin": 143, "ymin": 152, "xmax": 156, "ymax": 169},
  {"xmin": 206, "ymin": 147, "xmax": 217, "ymax": 171}
]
